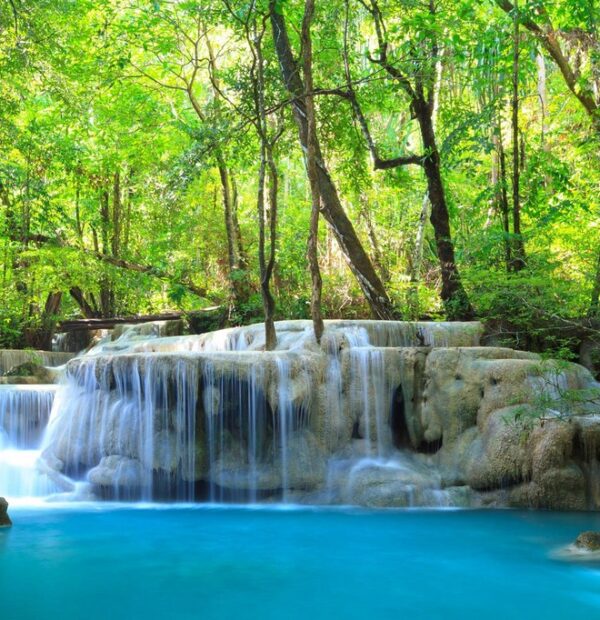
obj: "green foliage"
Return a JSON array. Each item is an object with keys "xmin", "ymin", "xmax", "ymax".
[
  {"xmin": 506, "ymin": 359, "xmax": 600, "ymax": 437},
  {"xmin": 0, "ymin": 0, "xmax": 598, "ymax": 347}
]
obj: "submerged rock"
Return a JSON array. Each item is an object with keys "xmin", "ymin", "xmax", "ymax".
[{"xmin": 0, "ymin": 497, "xmax": 12, "ymax": 527}]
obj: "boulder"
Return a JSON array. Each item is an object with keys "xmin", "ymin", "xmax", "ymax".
[
  {"xmin": 575, "ymin": 531, "xmax": 600, "ymax": 551},
  {"xmin": 553, "ymin": 530, "xmax": 600, "ymax": 562},
  {"xmin": 0, "ymin": 497, "xmax": 12, "ymax": 527}
]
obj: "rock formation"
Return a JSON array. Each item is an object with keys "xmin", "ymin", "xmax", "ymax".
[
  {"xmin": 0, "ymin": 497, "xmax": 12, "ymax": 527},
  {"xmin": 32, "ymin": 320, "xmax": 600, "ymax": 509}
]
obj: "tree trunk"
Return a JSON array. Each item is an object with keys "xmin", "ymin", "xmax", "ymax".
[
  {"xmin": 414, "ymin": 99, "xmax": 475, "ymax": 320},
  {"xmin": 250, "ymin": 20, "xmax": 278, "ymax": 350},
  {"xmin": 409, "ymin": 41, "xmax": 443, "ymax": 317},
  {"xmin": 359, "ymin": 195, "xmax": 388, "ymax": 284},
  {"xmin": 511, "ymin": 3, "xmax": 526, "ymax": 271},
  {"xmin": 496, "ymin": 131, "xmax": 512, "ymax": 271},
  {"xmin": 263, "ymin": 143, "xmax": 279, "ymax": 350},
  {"xmin": 99, "ymin": 188, "xmax": 114, "ymax": 317},
  {"xmin": 590, "ymin": 250, "xmax": 600, "ymax": 318},
  {"xmin": 408, "ymin": 192, "xmax": 431, "ymax": 318},
  {"xmin": 302, "ymin": 0, "xmax": 324, "ymax": 343},
  {"xmin": 201, "ymin": 34, "xmax": 249, "ymax": 308},
  {"xmin": 536, "ymin": 53, "xmax": 548, "ymax": 146},
  {"xmin": 270, "ymin": 3, "xmax": 396, "ymax": 320},
  {"xmin": 70, "ymin": 287, "xmax": 101, "ymax": 319},
  {"xmin": 24, "ymin": 291, "xmax": 62, "ymax": 350}
]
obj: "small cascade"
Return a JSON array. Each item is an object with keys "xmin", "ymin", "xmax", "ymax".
[
  {"xmin": 275, "ymin": 358, "xmax": 293, "ymax": 501},
  {"xmin": 42, "ymin": 354, "xmax": 199, "ymax": 501},
  {"xmin": 321, "ymin": 341, "xmax": 447, "ymax": 507},
  {"xmin": 202, "ymin": 359, "xmax": 269, "ymax": 502},
  {"xmin": 0, "ymin": 385, "xmax": 60, "ymax": 500},
  {"xmin": 346, "ymin": 347, "xmax": 388, "ymax": 457},
  {"xmin": 0, "ymin": 385, "xmax": 56, "ymax": 447}
]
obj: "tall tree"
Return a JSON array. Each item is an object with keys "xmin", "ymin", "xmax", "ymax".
[
  {"xmin": 510, "ymin": 0, "xmax": 527, "ymax": 270},
  {"xmin": 348, "ymin": 0, "xmax": 475, "ymax": 319},
  {"xmin": 302, "ymin": 0, "xmax": 325, "ymax": 342},
  {"xmin": 269, "ymin": 0, "xmax": 397, "ymax": 320}
]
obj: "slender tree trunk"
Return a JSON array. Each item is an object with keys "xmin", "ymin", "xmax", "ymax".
[
  {"xmin": 302, "ymin": 0, "xmax": 324, "ymax": 343},
  {"xmin": 123, "ymin": 168, "xmax": 134, "ymax": 252},
  {"xmin": 216, "ymin": 157, "xmax": 249, "ymax": 305},
  {"xmin": 250, "ymin": 20, "xmax": 279, "ymax": 350},
  {"xmin": 590, "ymin": 251, "xmax": 600, "ymax": 317},
  {"xmin": 230, "ymin": 175, "xmax": 246, "ymax": 268},
  {"xmin": 536, "ymin": 53, "xmax": 548, "ymax": 147},
  {"xmin": 202, "ymin": 32, "xmax": 248, "ymax": 307},
  {"xmin": 496, "ymin": 132, "xmax": 512, "ymax": 271},
  {"xmin": 263, "ymin": 142, "xmax": 279, "ymax": 349},
  {"xmin": 111, "ymin": 170, "xmax": 121, "ymax": 257},
  {"xmin": 408, "ymin": 192, "xmax": 431, "ymax": 318},
  {"xmin": 511, "ymin": 2, "xmax": 526, "ymax": 271},
  {"xmin": 270, "ymin": 3, "xmax": 396, "ymax": 320},
  {"xmin": 74, "ymin": 169, "xmax": 84, "ymax": 243},
  {"xmin": 186, "ymin": 82, "xmax": 247, "ymax": 306},
  {"xmin": 99, "ymin": 187, "xmax": 113, "ymax": 317},
  {"xmin": 359, "ymin": 195, "xmax": 388, "ymax": 283}
]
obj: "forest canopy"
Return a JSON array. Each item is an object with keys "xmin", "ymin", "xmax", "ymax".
[{"xmin": 0, "ymin": 0, "xmax": 598, "ymax": 350}]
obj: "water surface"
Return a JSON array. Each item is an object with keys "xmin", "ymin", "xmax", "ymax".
[{"xmin": 1, "ymin": 506, "xmax": 600, "ymax": 619}]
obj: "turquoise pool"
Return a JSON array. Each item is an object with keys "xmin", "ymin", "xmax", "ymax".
[{"xmin": 1, "ymin": 506, "xmax": 600, "ymax": 619}]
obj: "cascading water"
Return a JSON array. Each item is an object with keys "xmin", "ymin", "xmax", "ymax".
[
  {"xmin": 0, "ymin": 385, "xmax": 60, "ymax": 500},
  {"xmin": 1, "ymin": 320, "xmax": 485, "ymax": 505},
  {"xmin": 202, "ymin": 358, "xmax": 269, "ymax": 503},
  {"xmin": 42, "ymin": 354, "xmax": 200, "ymax": 501}
]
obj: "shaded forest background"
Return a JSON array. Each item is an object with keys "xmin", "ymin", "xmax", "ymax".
[{"xmin": 0, "ymin": 0, "xmax": 598, "ymax": 356}]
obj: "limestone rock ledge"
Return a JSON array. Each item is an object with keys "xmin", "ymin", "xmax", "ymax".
[{"xmin": 37, "ymin": 320, "xmax": 600, "ymax": 509}]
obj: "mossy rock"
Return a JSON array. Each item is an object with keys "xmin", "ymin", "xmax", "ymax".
[
  {"xmin": 575, "ymin": 531, "xmax": 600, "ymax": 551},
  {"xmin": 3, "ymin": 361, "xmax": 54, "ymax": 383}
]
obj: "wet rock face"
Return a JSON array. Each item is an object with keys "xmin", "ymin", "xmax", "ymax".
[{"xmin": 0, "ymin": 497, "xmax": 12, "ymax": 527}]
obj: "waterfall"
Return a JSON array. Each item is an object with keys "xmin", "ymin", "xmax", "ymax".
[
  {"xmin": 275, "ymin": 357, "xmax": 292, "ymax": 502},
  {"xmin": 2, "ymin": 319, "xmax": 495, "ymax": 506},
  {"xmin": 42, "ymin": 354, "xmax": 199, "ymax": 501},
  {"xmin": 202, "ymin": 359, "xmax": 268, "ymax": 502},
  {"xmin": 0, "ymin": 385, "xmax": 60, "ymax": 500},
  {"xmin": 346, "ymin": 347, "xmax": 388, "ymax": 457}
]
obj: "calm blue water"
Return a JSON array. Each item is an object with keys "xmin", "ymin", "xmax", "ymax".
[{"xmin": 1, "ymin": 506, "xmax": 600, "ymax": 619}]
